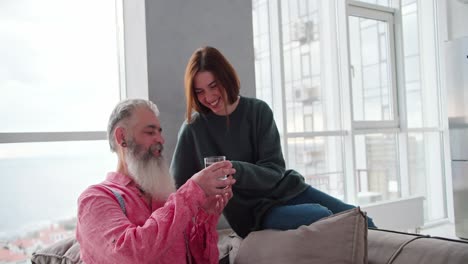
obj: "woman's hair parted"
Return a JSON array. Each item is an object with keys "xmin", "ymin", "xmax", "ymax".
[{"xmin": 184, "ymin": 46, "xmax": 240, "ymax": 123}]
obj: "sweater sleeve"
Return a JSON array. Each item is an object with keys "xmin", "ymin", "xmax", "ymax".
[
  {"xmin": 171, "ymin": 122, "xmax": 201, "ymax": 189},
  {"xmin": 231, "ymin": 101, "xmax": 286, "ymax": 193},
  {"xmin": 76, "ymin": 179, "xmax": 210, "ymax": 263}
]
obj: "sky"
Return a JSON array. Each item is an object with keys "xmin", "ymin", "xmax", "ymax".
[
  {"xmin": 0, "ymin": 0, "xmax": 121, "ymax": 133},
  {"xmin": 0, "ymin": 0, "xmax": 122, "ymax": 240}
]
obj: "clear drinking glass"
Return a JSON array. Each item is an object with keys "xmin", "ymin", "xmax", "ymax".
[{"xmin": 204, "ymin": 156, "xmax": 228, "ymax": 180}]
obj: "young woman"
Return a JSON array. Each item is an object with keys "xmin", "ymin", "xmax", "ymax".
[{"xmin": 170, "ymin": 46, "xmax": 376, "ymax": 238}]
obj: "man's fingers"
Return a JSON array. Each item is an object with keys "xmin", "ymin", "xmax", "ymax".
[{"xmin": 207, "ymin": 160, "xmax": 231, "ymax": 169}]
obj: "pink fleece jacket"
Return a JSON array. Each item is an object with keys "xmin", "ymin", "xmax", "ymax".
[{"xmin": 76, "ymin": 172, "xmax": 219, "ymax": 264}]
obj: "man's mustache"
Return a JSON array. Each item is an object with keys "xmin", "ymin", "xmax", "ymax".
[{"xmin": 150, "ymin": 143, "xmax": 164, "ymax": 153}]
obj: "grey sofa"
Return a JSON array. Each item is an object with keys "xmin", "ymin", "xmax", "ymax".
[
  {"xmin": 218, "ymin": 209, "xmax": 468, "ymax": 264},
  {"xmin": 367, "ymin": 228, "xmax": 468, "ymax": 264},
  {"xmin": 32, "ymin": 208, "xmax": 468, "ymax": 264}
]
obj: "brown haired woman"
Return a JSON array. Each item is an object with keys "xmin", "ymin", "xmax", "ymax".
[{"xmin": 170, "ymin": 46, "xmax": 376, "ymax": 238}]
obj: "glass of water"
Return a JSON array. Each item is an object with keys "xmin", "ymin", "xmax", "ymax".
[{"xmin": 204, "ymin": 155, "xmax": 228, "ymax": 180}]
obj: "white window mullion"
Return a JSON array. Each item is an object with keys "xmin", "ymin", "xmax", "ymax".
[{"xmin": 337, "ymin": 0, "xmax": 357, "ymax": 204}]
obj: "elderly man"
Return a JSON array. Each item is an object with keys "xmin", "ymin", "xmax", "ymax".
[{"xmin": 76, "ymin": 99, "xmax": 236, "ymax": 264}]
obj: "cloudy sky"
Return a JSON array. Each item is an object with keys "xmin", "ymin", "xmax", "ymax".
[
  {"xmin": 0, "ymin": 0, "xmax": 122, "ymax": 238},
  {"xmin": 0, "ymin": 0, "xmax": 121, "ymax": 133}
]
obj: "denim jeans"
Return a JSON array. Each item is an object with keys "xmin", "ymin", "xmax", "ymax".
[{"xmin": 261, "ymin": 186, "xmax": 377, "ymax": 230}]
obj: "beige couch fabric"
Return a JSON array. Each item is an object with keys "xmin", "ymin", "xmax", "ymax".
[
  {"xmin": 31, "ymin": 236, "xmax": 82, "ymax": 264},
  {"xmin": 234, "ymin": 207, "xmax": 368, "ymax": 264},
  {"xmin": 218, "ymin": 228, "xmax": 244, "ymax": 264},
  {"xmin": 368, "ymin": 229, "xmax": 468, "ymax": 264}
]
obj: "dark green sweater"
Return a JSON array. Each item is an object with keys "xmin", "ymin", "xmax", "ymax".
[{"xmin": 170, "ymin": 96, "xmax": 308, "ymax": 238}]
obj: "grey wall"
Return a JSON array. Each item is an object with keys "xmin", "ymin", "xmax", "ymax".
[{"xmin": 145, "ymin": 0, "xmax": 256, "ymax": 164}]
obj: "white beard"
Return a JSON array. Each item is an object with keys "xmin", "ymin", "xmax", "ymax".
[{"xmin": 125, "ymin": 143, "xmax": 175, "ymax": 201}]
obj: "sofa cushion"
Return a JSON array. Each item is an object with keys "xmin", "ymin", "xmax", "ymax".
[
  {"xmin": 31, "ymin": 237, "xmax": 82, "ymax": 264},
  {"xmin": 218, "ymin": 228, "xmax": 244, "ymax": 264},
  {"xmin": 234, "ymin": 207, "xmax": 368, "ymax": 264}
]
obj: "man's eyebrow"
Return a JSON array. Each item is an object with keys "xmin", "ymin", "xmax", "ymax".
[{"xmin": 146, "ymin": 124, "xmax": 162, "ymax": 130}]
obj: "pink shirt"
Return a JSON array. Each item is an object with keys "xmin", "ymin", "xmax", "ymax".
[{"xmin": 76, "ymin": 172, "xmax": 219, "ymax": 264}]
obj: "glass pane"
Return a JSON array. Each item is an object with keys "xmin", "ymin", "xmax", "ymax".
[
  {"xmin": 0, "ymin": 0, "xmax": 120, "ymax": 133},
  {"xmin": 401, "ymin": 1, "xmax": 440, "ymax": 128},
  {"xmin": 354, "ymin": 133, "xmax": 400, "ymax": 204},
  {"xmin": 287, "ymin": 136, "xmax": 345, "ymax": 199},
  {"xmin": 402, "ymin": 6, "xmax": 419, "ymax": 56},
  {"xmin": 405, "ymin": 83, "xmax": 422, "ymax": 127},
  {"xmin": 0, "ymin": 141, "xmax": 116, "ymax": 261},
  {"xmin": 253, "ymin": 1, "xmax": 273, "ymax": 107},
  {"xmin": 349, "ymin": 16, "xmax": 394, "ymax": 122},
  {"xmin": 402, "ymin": 0, "xmax": 417, "ymax": 5},
  {"xmin": 408, "ymin": 132, "xmax": 446, "ymax": 221},
  {"xmin": 280, "ymin": 1, "xmax": 341, "ymax": 132},
  {"xmin": 404, "ymin": 55, "xmax": 420, "ymax": 82}
]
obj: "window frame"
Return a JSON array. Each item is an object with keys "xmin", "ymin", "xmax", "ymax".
[{"xmin": 346, "ymin": 1, "xmax": 400, "ymax": 130}]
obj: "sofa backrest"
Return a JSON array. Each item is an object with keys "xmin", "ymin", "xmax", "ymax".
[{"xmin": 368, "ymin": 229, "xmax": 468, "ymax": 264}]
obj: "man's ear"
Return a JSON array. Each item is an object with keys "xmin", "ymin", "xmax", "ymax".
[{"xmin": 115, "ymin": 127, "xmax": 127, "ymax": 147}]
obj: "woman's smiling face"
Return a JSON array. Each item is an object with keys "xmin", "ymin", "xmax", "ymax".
[{"xmin": 193, "ymin": 71, "xmax": 226, "ymax": 115}]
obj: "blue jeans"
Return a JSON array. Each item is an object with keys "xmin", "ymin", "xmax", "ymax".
[{"xmin": 261, "ymin": 186, "xmax": 377, "ymax": 230}]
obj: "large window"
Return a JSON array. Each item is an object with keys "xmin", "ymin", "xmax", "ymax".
[
  {"xmin": 0, "ymin": 1, "xmax": 125, "ymax": 262},
  {"xmin": 252, "ymin": 0, "xmax": 447, "ymax": 227}
]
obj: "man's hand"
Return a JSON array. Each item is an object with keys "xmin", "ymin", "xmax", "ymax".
[
  {"xmin": 192, "ymin": 160, "xmax": 236, "ymax": 197},
  {"xmin": 201, "ymin": 187, "xmax": 233, "ymax": 214}
]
